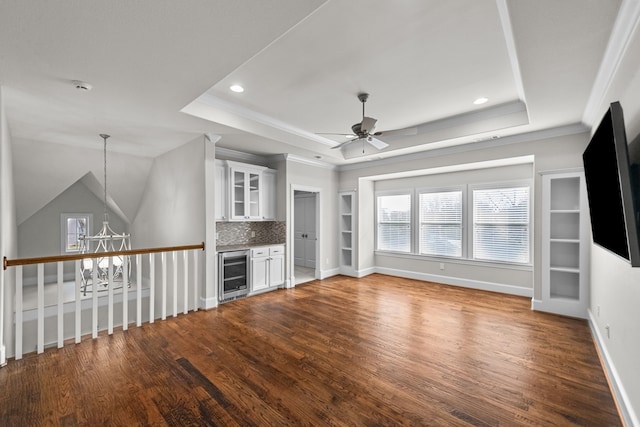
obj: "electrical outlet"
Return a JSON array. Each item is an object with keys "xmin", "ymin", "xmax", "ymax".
[
  {"xmin": 605, "ymin": 325, "xmax": 610, "ymax": 339},
  {"xmin": 597, "ymin": 306, "xmax": 600, "ymax": 317},
  {"xmin": 439, "ymin": 263, "xmax": 445, "ymax": 271},
  {"xmin": 251, "ymin": 231, "xmax": 255, "ymax": 237}
]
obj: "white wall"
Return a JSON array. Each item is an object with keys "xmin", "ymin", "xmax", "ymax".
[
  {"xmin": 586, "ymin": 10, "xmax": 640, "ymax": 424},
  {"xmin": 285, "ymin": 157, "xmax": 339, "ymax": 280},
  {"xmin": 340, "ymin": 132, "xmax": 587, "ymax": 297},
  {"xmin": 370, "ymin": 163, "xmax": 534, "ymax": 294},
  {"xmin": 17, "ymin": 180, "xmax": 128, "ymax": 282},
  {"xmin": 12, "ymin": 138, "xmax": 152, "ymax": 225},
  {"xmin": 0, "ymin": 86, "xmax": 18, "ymax": 360},
  {"xmin": 131, "ymin": 136, "xmax": 207, "ymax": 310}
]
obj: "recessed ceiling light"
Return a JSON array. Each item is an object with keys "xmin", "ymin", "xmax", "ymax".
[
  {"xmin": 229, "ymin": 84, "xmax": 244, "ymax": 93},
  {"xmin": 473, "ymin": 97, "xmax": 488, "ymax": 105}
]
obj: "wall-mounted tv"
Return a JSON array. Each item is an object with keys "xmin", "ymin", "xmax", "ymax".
[{"xmin": 583, "ymin": 101, "xmax": 640, "ymax": 267}]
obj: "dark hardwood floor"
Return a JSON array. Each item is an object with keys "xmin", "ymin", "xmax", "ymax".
[{"xmin": 0, "ymin": 274, "xmax": 621, "ymax": 426}]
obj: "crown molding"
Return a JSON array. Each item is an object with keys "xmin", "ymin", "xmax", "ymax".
[
  {"xmin": 582, "ymin": 0, "xmax": 640, "ymax": 128},
  {"xmin": 338, "ymin": 122, "xmax": 588, "ymax": 172},
  {"xmin": 283, "ymin": 153, "xmax": 336, "ymax": 170},
  {"xmin": 198, "ymin": 93, "xmax": 338, "ymax": 148},
  {"xmin": 214, "ymin": 146, "xmax": 269, "ymax": 165}
]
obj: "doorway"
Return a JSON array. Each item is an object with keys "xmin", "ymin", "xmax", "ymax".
[{"xmin": 293, "ymin": 190, "xmax": 318, "ymax": 285}]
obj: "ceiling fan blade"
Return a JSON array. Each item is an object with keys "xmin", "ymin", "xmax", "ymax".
[
  {"xmin": 366, "ymin": 136, "xmax": 389, "ymax": 150},
  {"xmin": 361, "ymin": 116, "xmax": 377, "ymax": 134},
  {"xmin": 330, "ymin": 137, "xmax": 359, "ymax": 149},
  {"xmin": 374, "ymin": 126, "xmax": 418, "ymax": 137}
]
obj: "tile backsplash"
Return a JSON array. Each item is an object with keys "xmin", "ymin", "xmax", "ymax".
[{"xmin": 216, "ymin": 221, "xmax": 286, "ymax": 246}]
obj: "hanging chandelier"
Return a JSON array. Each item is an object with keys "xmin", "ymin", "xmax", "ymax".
[{"xmin": 79, "ymin": 134, "xmax": 131, "ymax": 295}]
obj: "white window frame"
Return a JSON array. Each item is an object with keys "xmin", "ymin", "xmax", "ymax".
[
  {"xmin": 375, "ymin": 191, "xmax": 412, "ymax": 253},
  {"xmin": 417, "ymin": 186, "xmax": 465, "ymax": 259},
  {"xmin": 61, "ymin": 213, "xmax": 93, "ymax": 253},
  {"xmin": 468, "ymin": 181, "xmax": 532, "ymax": 265}
]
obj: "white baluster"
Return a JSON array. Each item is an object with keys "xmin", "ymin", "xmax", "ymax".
[
  {"xmin": 75, "ymin": 260, "xmax": 81, "ymax": 344},
  {"xmin": 183, "ymin": 250, "xmax": 188, "ymax": 314},
  {"xmin": 92, "ymin": 258, "xmax": 98, "ymax": 339},
  {"xmin": 172, "ymin": 251, "xmax": 178, "ymax": 318},
  {"xmin": 108, "ymin": 257, "xmax": 114, "ymax": 335},
  {"xmin": 37, "ymin": 263, "xmax": 44, "ymax": 354},
  {"xmin": 136, "ymin": 254, "xmax": 142, "ymax": 327},
  {"xmin": 161, "ymin": 252, "xmax": 167, "ymax": 321},
  {"xmin": 193, "ymin": 250, "xmax": 198, "ymax": 312},
  {"xmin": 15, "ymin": 266, "xmax": 23, "ymax": 360},
  {"xmin": 122, "ymin": 255, "xmax": 128, "ymax": 331},
  {"xmin": 149, "ymin": 253, "xmax": 155, "ymax": 324},
  {"xmin": 57, "ymin": 261, "xmax": 63, "ymax": 349}
]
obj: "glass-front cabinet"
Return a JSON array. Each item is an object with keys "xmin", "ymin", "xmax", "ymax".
[{"xmin": 230, "ymin": 166, "xmax": 262, "ymax": 220}]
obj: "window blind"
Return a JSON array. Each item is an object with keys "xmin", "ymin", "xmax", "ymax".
[
  {"xmin": 377, "ymin": 194, "xmax": 411, "ymax": 252},
  {"xmin": 419, "ymin": 191, "xmax": 462, "ymax": 257},
  {"xmin": 473, "ymin": 187, "xmax": 530, "ymax": 263}
]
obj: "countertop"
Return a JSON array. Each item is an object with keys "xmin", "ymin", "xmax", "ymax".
[{"xmin": 216, "ymin": 242, "xmax": 285, "ymax": 252}]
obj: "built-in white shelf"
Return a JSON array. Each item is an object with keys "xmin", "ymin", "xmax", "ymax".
[
  {"xmin": 339, "ymin": 192, "xmax": 356, "ymax": 275},
  {"xmin": 535, "ymin": 171, "xmax": 590, "ymax": 319}
]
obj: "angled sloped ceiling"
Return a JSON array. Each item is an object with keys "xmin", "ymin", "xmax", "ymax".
[{"xmin": 13, "ymin": 138, "xmax": 152, "ymax": 225}]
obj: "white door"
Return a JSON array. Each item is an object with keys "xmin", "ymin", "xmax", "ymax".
[
  {"xmin": 294, "ymin": 196, "xmax": 306, "ymax": 266},
  {"xmin": 303, "ymin": 195, "xmax": 317, "ymax": 268},
  {"xmin": 294, "ymin": 193, "xmax": 317, "ymax": 268}
]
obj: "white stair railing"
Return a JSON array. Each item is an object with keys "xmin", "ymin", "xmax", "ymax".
[{"xmin": 2, "ymin": 243, "xmax": 203, "ymax": 361}]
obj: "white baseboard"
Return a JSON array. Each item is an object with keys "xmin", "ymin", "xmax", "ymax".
[
  {"xmin": 319, "ymin": 268, "xmax": 340, "ymax": 280},
  {"xmin": 588, "ymin": 309, "xmax": 638, "ymax": 427},
  {"xmin": 531, "ymin": 298, "xmax": 588, "ymax": 319},
  {"xmin": 199, "ymin": 296, "xmax": 218, "ymax": 310},
  {"xmin": 0, "ymin": 345, "xmax": 5, "ymax": 367},
  {"xmin": 374, "ymin": 267, "xmax": 533, "ymax": 297}
]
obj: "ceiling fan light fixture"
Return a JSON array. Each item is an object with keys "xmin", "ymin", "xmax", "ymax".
[
  {"xmin": 473, "ymin": 97, "xmax": 489, "ymax": 105},
  {"xmin": 229, "ymin": 84, "xmax": 244, "ymax": 93}
]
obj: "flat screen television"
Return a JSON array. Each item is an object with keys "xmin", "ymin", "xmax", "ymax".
[{"xmin": 583, "ymin": 101, "xmax": 640, "ymax": 267}]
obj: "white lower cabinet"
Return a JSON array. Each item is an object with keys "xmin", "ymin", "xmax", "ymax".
[{"xmin": 250, "ymin": 245, "xmax": 284, "ymax": 293}]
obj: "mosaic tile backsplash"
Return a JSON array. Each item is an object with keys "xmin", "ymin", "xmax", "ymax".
[{"xmin": 216, "ymin": 221, "xmax": 286, "ymax": 246}]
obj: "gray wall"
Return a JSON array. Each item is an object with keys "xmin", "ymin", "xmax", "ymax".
[
  {"xmin": 286, "ymin": 157, "xmax": 339, "ymax": 279},
  {"xmin": 372, "ymin": 163, "xmax": 534, "ymax": 293},
  {"xmin": 0, "ymin": 86, "xmax": 18, "ymax": 359},
  {"xmin": 131, "ymin": 136, "xmax": 206, "ymax": 311},
  {"xmin": 587, "ymin": 14, "xmax": 640, "ymax": 424},
  {"xmin": 17, "ymin": 180, "xmax": 128, "ymax": 283},
  {"xmin": 340, "ymin": 132, "xmax": 587, "ymax": 298}
]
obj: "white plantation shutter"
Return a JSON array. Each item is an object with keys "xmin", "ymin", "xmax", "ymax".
[
  {"xmin": 419, "ymin": 191, "xmax": 462, "ymax": 257},
  {"xmin": 377, "ymin": 194, "xmax": 411, "ymax": 252},
  {"xmin": 473, "ymin": 187, "xmax": 530, "ymax": 263}
]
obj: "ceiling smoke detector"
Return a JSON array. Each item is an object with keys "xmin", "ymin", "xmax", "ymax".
[{"xmin": 71, "ymin": 80, "xmax": 92, "ymax": 91}]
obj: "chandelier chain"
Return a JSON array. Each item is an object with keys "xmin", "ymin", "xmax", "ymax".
[{"xmin": 100, "ymin": 134, "xmax": 110, "ymax": 223}]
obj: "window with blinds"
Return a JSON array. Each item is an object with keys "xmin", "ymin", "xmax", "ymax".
[
  {"xmin": 472, "ymin": 186, "xmax": 530, "ymax": 264},
  {"xmin": 376, "ymin": 193, "xmax": 411, "ymax": 252},
  {"xmin": 419, "ymin": 191, "xmax": 462, "ymax": 257}
]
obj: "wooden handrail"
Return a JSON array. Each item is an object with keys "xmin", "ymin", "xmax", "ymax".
[{"xmin": 3, "ymin": 242, "xmax": 205, "ymax": 270}]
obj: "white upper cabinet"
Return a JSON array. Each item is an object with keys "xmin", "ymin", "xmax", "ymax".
[
  {"xmin": 214, "ymin": 160, "xmax": 228, "ymax": 221},
  {"xmin": 261, "ymin": 169, "xmax": 277, "ymax": 221},
  {"xmin": 215, "ymin": 160, "xmax": 277, "ymax": 222}
]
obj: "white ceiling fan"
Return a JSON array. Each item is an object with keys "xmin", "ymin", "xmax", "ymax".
[{"xmin": 325, "ymin": 93, "xmax": 418, "ymax": 151}]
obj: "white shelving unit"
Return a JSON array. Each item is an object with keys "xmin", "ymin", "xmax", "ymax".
[
  {"xmin": 535, "ymin": 171, "xmax": 590, "ymax": 318},
  {"xmin": 339, "ymin": 192, "xmax": 356, "ymax": 274}
]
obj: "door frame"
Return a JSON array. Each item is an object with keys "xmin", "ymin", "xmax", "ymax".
[{"xmin": 289, "ymin": 184, "xmax": 321, "ymax": 287}]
